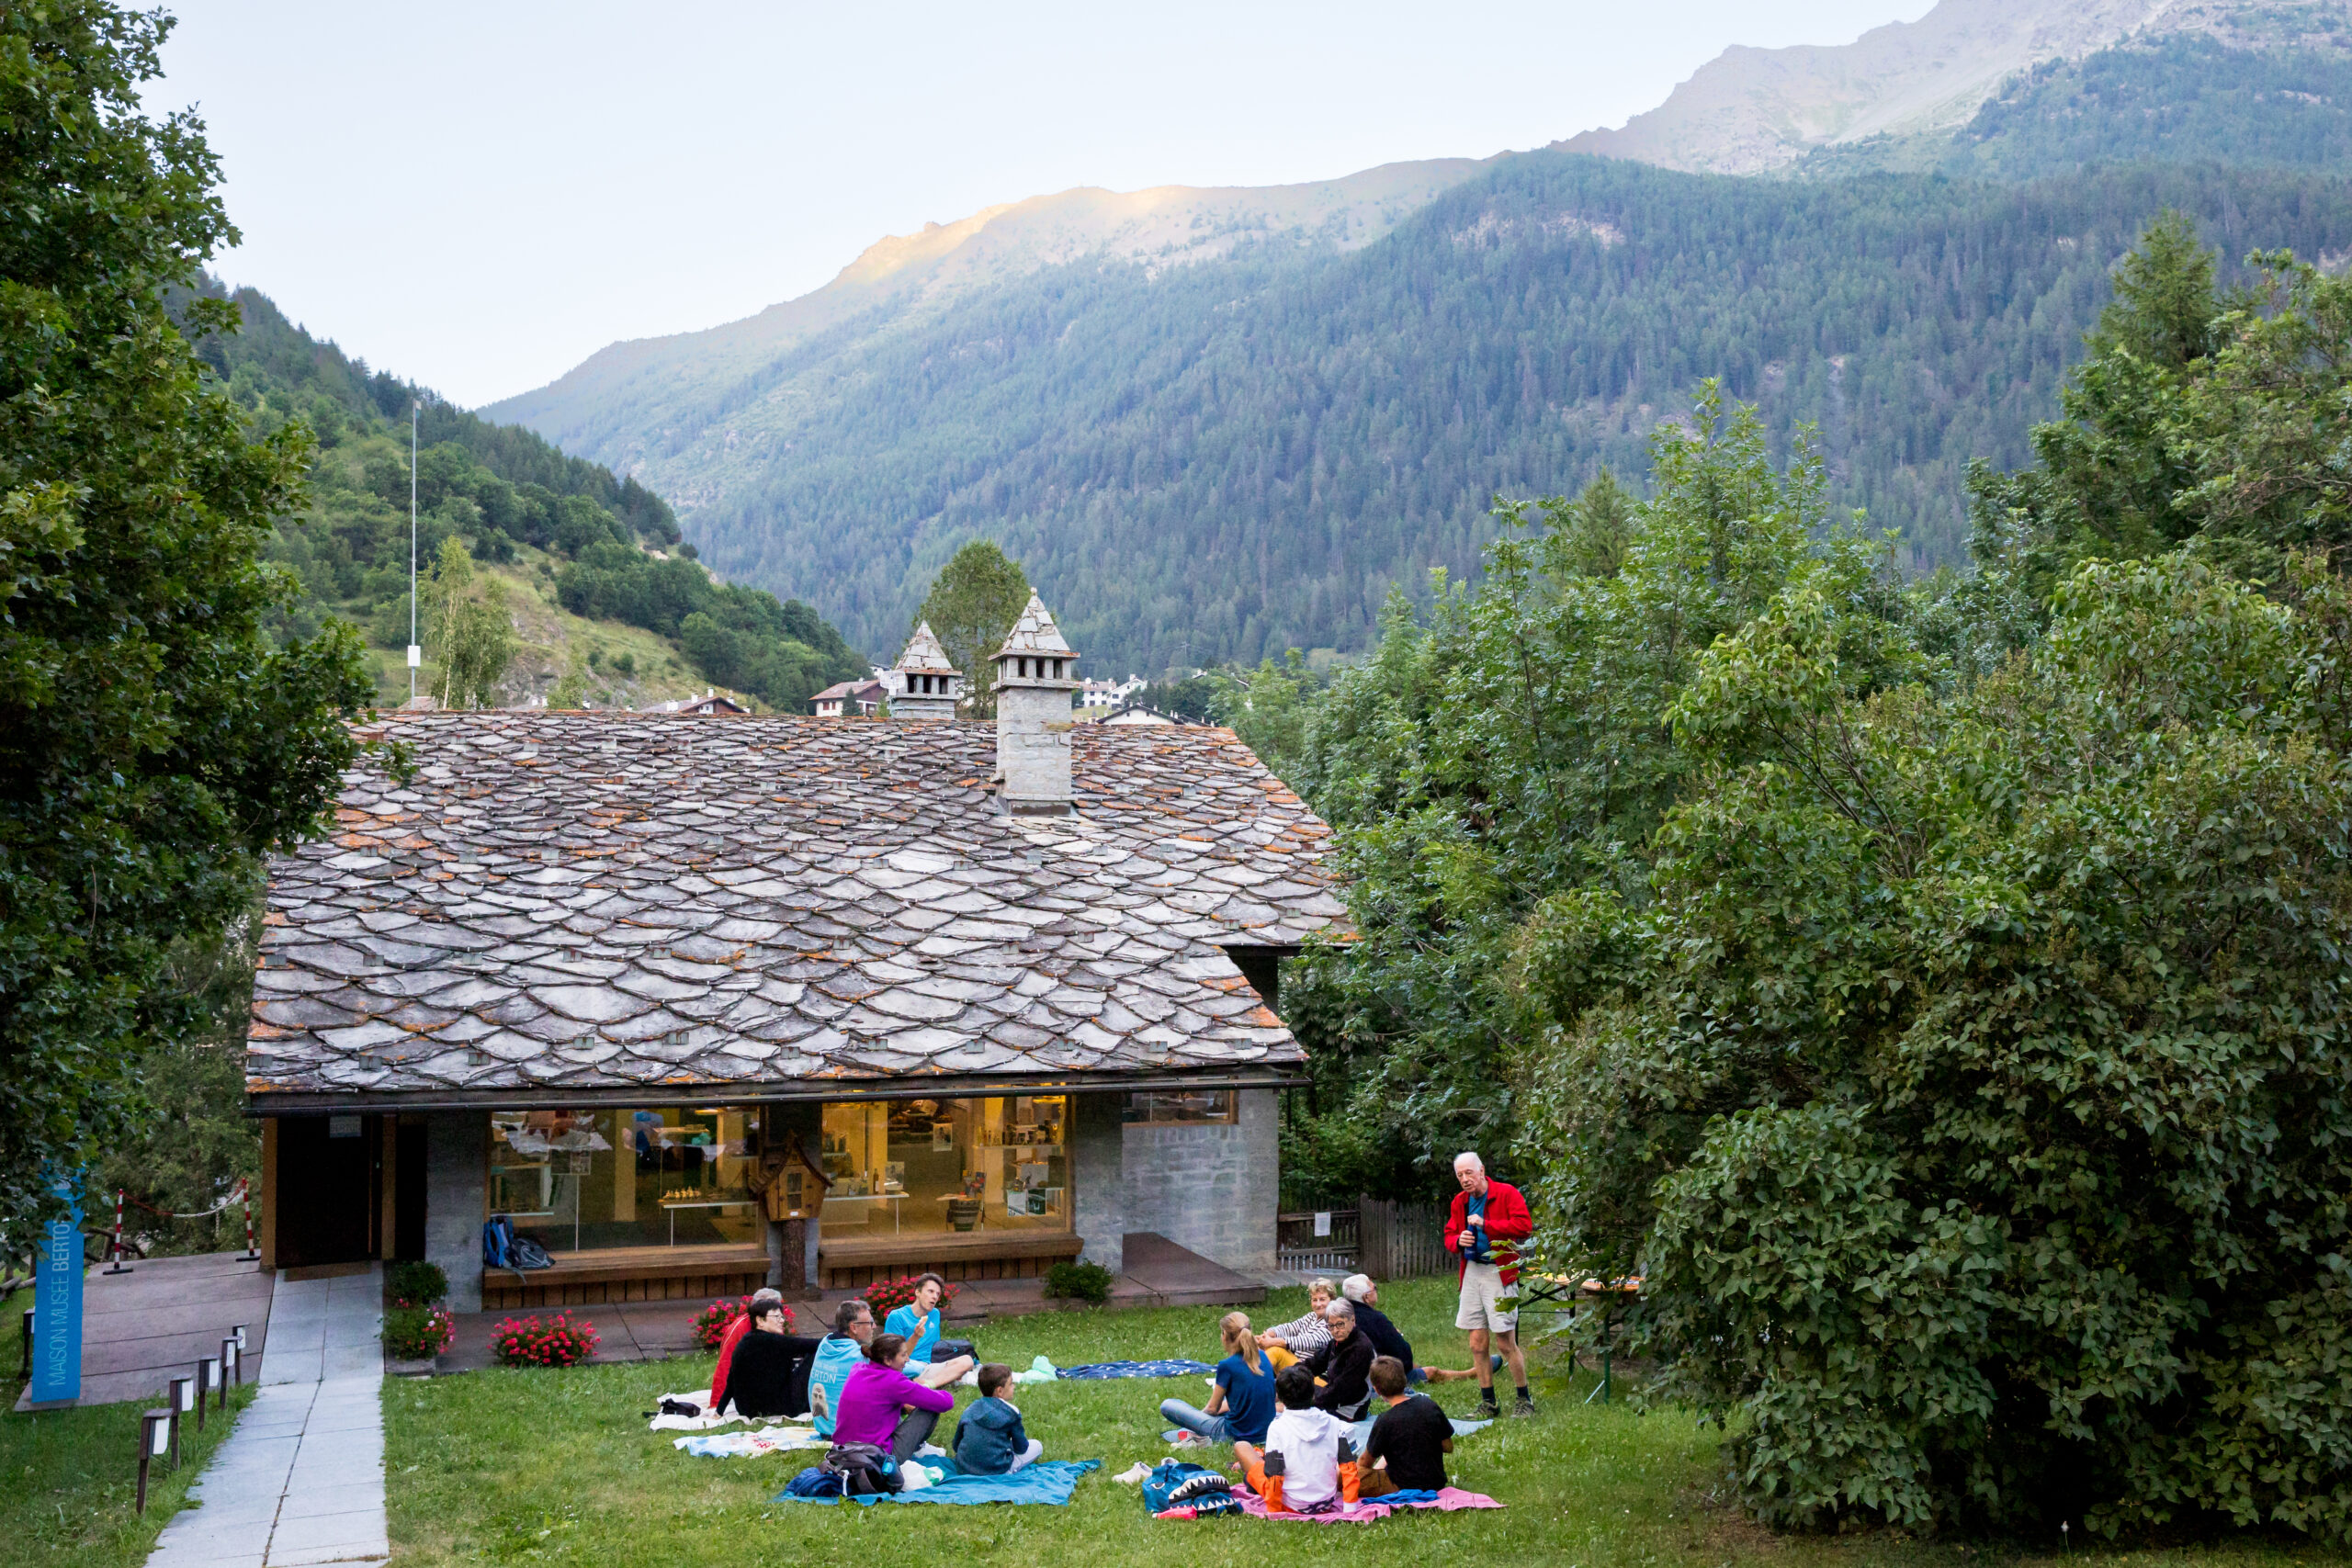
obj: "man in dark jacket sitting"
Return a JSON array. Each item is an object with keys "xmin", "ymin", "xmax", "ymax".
[
  {"xmin": 1301, "ymin": 1299, "xmax": 1376, "ymax": 1420},
  {"xmin": 1340, "ymin": 1274, "xmax": 1417, "ymax": 1381}
]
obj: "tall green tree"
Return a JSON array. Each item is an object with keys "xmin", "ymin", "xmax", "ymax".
[
  {"xmin": 1281, "ymin": 390, "xmax": 1899, "ymax": 1193},
  {"xmin": 0, "ymin": 2, "xmax": 373, "ymax": 1235},
  {"xmin": 912, "ymin": 538, "xmax": 1030, "ymax": 717},
  {"xmin": 424, "ymin": 536, "xmax": 515, "ymax": 709}
]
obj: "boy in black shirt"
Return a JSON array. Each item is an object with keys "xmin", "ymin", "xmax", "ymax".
[{"xmin": 1361, "ymin": 1354, "xmax": 1453, "ymax": 1496}]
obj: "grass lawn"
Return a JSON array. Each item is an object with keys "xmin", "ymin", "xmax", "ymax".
[
  {"xmin": 380, "ymin": 1278, "xmax": 2352, "ymax": 1568},
  {"xmin": 2, "ymin": 1284, "xmax": 257, "ymax": 1568}
]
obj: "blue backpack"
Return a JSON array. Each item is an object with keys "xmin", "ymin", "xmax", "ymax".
[
  {"xmin": 1140, "ymin": 1460, "xmax": 1241, "ymax": 1516},
  {"xmin": 481, "ymin": 1214, "xmax": 516, "ymax": 1269}
]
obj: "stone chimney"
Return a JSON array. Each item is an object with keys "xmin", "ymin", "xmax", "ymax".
[
  {"xmin": 888, "ymin": 621, "xmax": 962, "ymax": 720},
  {"xmin": 991, "ymin": 592, "xmax": 1080, "ymax": 815}
]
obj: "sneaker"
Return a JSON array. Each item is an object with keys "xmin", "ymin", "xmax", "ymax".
[
  {"xmin": 1512, "ymin": 1394, "xmax": 1537, "ymax": 1418},
  {"xmin": 1475, "ymin": 1395, "xmax": 1500, "ymax": 1419}
]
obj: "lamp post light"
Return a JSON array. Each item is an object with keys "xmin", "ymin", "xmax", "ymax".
[
  {"xmin": 194, "ymin": 1358, "xmax": 219, "ymax": 1430},
  {"xmin": 217, "ymin": 1340, "xmax": 237, "ymax": 1405},
  {"xmin": 408, "ymin": 400, "xmax": 421, "ymax": 703},
  {"xmin": 137, "ymin": 1408, "xmax": 171, "ymax": 1513},
  {"xmin": 168, "ymin": 1376, "xmax": 195, "ymax": 1468}
]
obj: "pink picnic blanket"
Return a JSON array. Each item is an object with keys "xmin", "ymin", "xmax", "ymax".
[{"xmin": 1160, "ymin": 1487, "xmax": 1503, "ymax": 1523}]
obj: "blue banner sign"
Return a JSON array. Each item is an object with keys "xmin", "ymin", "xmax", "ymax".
[{"xmin": 28, "ymin": 1174, "xmax": 84, "ymax": 1406}]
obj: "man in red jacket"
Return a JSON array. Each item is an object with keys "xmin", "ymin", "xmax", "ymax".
[{"xmin": 1446, "ymin": 1152, "xmax": 1533, "ymax": 1417}]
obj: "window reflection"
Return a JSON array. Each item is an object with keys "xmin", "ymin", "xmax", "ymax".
[
  {"xmin": 818, "ymin": 1097, "xmax": 1069, "ymax": 1238},
  {"xmin": 487, "ymin": 1107, "xmax": 760, "ymax": 1254}
]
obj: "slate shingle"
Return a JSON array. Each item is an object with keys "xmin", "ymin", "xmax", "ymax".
[{"xmin": 247, "ymin": 714, "xmax": 1349, "ymax": 1103}]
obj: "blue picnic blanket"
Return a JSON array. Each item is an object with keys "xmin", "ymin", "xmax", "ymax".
[
  {"xmin": 1057, "ymin": 1359, "xmax": 1215, "ymax": 1380},
  {"xmin": 775, "ymin": 1459, "xmax": 1100, "ymax": 1506}
]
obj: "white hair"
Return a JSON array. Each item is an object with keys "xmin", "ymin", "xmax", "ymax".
[
  {"xmin": 1453, "ymin": 1151, "xmax": 1486, "ymax": 1171},
  {"xmin": 1341, "ymin": 1274, "xmax": 1374, "ymax": 1303},
  {"xmin": 1325, "ymin": 1299, "xmax": 1355, "ymax": 1322}
]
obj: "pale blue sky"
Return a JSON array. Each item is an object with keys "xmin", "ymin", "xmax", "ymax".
[{"xmin": 153, "ymin": 1, "xmax": 1934, "ymax": 407}]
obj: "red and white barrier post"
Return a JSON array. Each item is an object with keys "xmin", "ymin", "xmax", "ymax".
[
  {"xmin": 237, "ymin": 1178, "xmax": 259, "ymax": 1262},
  {"xmin": 102, "ymin": 1189, "xmax": 133, "ymax": 1275}
]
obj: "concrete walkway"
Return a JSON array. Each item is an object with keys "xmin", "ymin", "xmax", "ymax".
[{"xmin": 148, "ymin": 1266, "xmax": 387, "ymax": 1568}]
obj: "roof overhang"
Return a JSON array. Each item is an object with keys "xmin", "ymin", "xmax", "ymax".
[{"xmin": 244, "ymin": 1063, "xmax": 1310, "ymax": 1117}]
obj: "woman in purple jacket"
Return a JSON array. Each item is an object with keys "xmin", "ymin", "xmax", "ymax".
[{"xmin": 831, "ymin": 1333, "xmax": 957, "ymax": 1461}]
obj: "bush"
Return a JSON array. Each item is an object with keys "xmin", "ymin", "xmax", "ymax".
[
  {"xmin": 382, "ymin": 1304, "xmax": 454, "ymax": 1359},
  {"xmin": 861, "ymin": 1275, "xmax": 960, "ymax": 1317},
  {"xmin": 491, "ymin": 1312, "xmax": 599, "ymax": 1368},
  {"xmin": 692, "ymin": 1295, "xmax": 794, "ymax": 1349},
  {"xmin": 1044, "ymin": 1261, "xmax": 1114, "ymax": 1304},
  {"xmin": 1530, "ymin": 554, "xmax": 2352, "ymax": 1538},
  {"xmin": 387, "ymin": 1260, "xmax": 447, "ymax": 1307}
]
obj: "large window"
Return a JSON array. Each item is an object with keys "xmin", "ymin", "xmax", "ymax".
[
  {"xmin": 488, "ymin": 1107, "xmax": 760, "ymax": 1255},
  {"xmin": 818, "ymin": 1097, "xmax": 1069, "ymax": 1240}
]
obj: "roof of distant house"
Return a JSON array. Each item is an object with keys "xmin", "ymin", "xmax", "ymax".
[
  {"xmin": 811, "ymin": 679, "xmax": 888, "ymax": 704},
  {"xmin": 246, "ymin": 715, "xmax": 1347, "ymax": 1111}
]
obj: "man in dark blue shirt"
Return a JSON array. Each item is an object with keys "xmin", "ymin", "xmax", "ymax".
[{"xmin": 1340, "ymin": 1274, "xmax": 1418, "ymax": 1380}]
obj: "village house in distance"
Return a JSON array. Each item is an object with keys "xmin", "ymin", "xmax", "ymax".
[{"xmin": 245, "ymin": 596, "xmax": 1348, "ymax": 1311}]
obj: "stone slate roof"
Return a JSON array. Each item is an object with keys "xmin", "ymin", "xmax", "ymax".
[
  {"xmin": 893, "ymin": 622, "xmax": 958, "ymax": 675},
  {"xmin": 995, "ymin": 593, "xmax": 1076, "ymax": 657},
  {"xmin": 246, "ymin": 714, "xmax": 1348, "ymax": 1111}
]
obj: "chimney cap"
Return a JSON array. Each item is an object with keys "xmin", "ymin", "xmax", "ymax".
[
  {"xmin": 893, "ymin": 621, "xmax": 961, "ymax": 675},
  {"xmin": 993, "ymin": 592, "xmax": 1078, "ymax": 661}
]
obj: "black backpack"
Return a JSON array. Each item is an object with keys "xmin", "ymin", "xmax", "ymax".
[{"xmin": 822, "ymin": 1442, "xmax": 902, "ymax": 1496}]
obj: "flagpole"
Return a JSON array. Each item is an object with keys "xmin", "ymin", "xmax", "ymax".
[{"xmin": 408, "ymin": 400, "xmax": 420, "ymax": 704}]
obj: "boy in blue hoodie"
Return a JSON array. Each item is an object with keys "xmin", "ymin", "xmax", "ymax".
[{"xmin": 952, "ymin": 1363, "xmax": 1044, "ymax": 1473}]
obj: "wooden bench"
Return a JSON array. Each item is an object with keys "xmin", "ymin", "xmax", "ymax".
[
  {"xmin": 817, "ymin": 1229, "xmax": 1083, "ymax": 1291},
  {"xmin": 482, "ymin": 1243, "xmax": 770, "ymax": 1309}
]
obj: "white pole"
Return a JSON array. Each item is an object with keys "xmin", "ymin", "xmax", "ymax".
[{"xmin": 408, "ymin": 401, "xmax": 420, "ymax": 703}]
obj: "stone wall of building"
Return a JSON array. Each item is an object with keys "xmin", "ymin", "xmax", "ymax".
[
  {"xmin": 424, "ymin": 1110, "xmax": 489, "ymax": 1313},
  {"xmin": 1070, "ymin": 1091, "xmax": 1127, "ymax": 1274},
  {"xmin": 1120, "ymin": 1088, "xmax": 1278, "ymax": 1273}
]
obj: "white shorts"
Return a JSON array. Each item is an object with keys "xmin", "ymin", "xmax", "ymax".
[{"xmin": 1456, "ymin": 1261, "xmax": 1519, "ymax": 1335}]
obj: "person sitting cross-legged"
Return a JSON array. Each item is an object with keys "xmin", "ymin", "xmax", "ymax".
[
  {"xmin": 810, "ymin": 1299, "xmax": 972, "ymax": 1438},
  {"xmin": 833, "ymin": 1332, "xmax": 956, "ymax": 1462},
  {"xmin": 952, "ymin": 1362, "xmax": 1044, "ymax": 1473},
  {"xmin": 1160, "ymin": 1310, "xmax": 1277, "ymax": 1445},
  {"xmin": 1359, "ymin": 1354, "xmax": 1453, "ymax": 1499},
  {"xmin": 1232, "ymin": 1364, "xmax": 1348, "ymax": 1513},
  {"xmin": 708, "ymin": 1287, "xmax": 784, "ymax": 1416},
  {"xmin": 722, "ymin": 1297, "xmax": 822, "ymax": 1418},
  {"xmin": 1254, "ymin": 1279, "xmax": 1336, "ymax": 1372},
  {"xmin": 1299, "ymin": 1298, "xmax": 1376, "ymax": 1420}
]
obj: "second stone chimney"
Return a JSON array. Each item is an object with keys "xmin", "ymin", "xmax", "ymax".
[
  {"xmin": 991, "ymin": 592, "xmax": 1080, "ymax": 815},
  {"xmin": 888, "ymin": 621, "xmax": 962, "ymax": 720}
]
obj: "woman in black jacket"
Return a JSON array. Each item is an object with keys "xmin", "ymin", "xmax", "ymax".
[{"xmin": 726, "ymin": 1300, "xmax": 822, "ymax": 1418}]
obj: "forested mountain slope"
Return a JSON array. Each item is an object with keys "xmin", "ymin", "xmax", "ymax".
[
  {"xmin": 484, "ymin": 157, "xmax": 2352, "ymax": 676},
  {"xmin": 486, "ymin": 158, "xmax": 1485, "ymax": 466},
  {"xmin": 184, "ymin": 282, "xmax": 867, "ymax": 705}
]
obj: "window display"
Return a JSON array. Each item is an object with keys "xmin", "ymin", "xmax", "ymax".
[
  {"xmin": 486, "ymin": 1107, "xmax": 759, "ymax": 1256},
  {"xmin": 819, "ymin": 1097, "xmax": 1070, "ymax": 1239},
  {"xmin": 1124, "ymin": 1089, "xmax": 1237, "ymax": 1125}
]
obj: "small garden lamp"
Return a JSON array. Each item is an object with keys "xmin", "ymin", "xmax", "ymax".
[
  {"xmin": 168, "ymin": 1376, "xmax": 195, "ymax": 1467},
  {"xmin": 137, "ymin": 1408, "xmax": 170, "ymax": 1513}
]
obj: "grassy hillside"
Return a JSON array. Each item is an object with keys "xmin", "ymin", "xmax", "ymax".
[
  {"xmin": 177, "ymin": 281, "xmax": 869, "ymax": 708},
  {"xmin": 481, "ymin": 155, "xmax": 2352, "ymax": 677}
]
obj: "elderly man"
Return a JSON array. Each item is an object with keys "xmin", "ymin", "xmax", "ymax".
[
  {"xmin": 808, "ymin": 1297, "xmax": 973, "ymax": 1438},
  {"xmin": 1447, "ymin": 1151, "xmax": 1533, "ymax": 1417},
  {"xmin": 1299, "ymin": 1297, "xmax": 1376, "ymax": 1420}
]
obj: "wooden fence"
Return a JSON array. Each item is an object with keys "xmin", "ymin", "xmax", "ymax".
[
  {"xmin": 1274, "ymin": 1196, "xmax": 1453, "ymax": 1279},
  {"xmin": 1359, "ymin": 1196, "xmax": 1451, "ymax": 1280}
]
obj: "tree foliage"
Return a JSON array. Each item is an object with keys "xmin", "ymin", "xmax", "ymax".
[
  {"xmin": 1279, "ymin": 215, "xmax": 2352, "ymax": 1538},
  {"xmin": 0, "ymin": 2, "xmax": 373, "ymax": 1235},
  {"xmin": 912, "ymin": 539, "xmax": 1031, "ymax": 717},
  {"xmin": 424, "ymin": 537, "xmax": 515, "ymax": 709}
]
